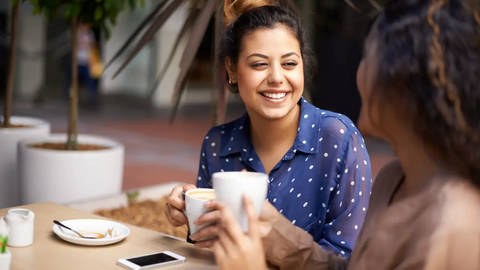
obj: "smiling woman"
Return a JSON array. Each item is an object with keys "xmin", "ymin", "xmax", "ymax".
[
  {"xmin": 225, "ymin": 25, "xmax": 305, "ymax": 120},
  {"xmin": 163, "ymin": 0, "xmax": 373, "ymax": 258}
]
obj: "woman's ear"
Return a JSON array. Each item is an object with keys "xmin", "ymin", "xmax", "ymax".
[{"xmin": 225, "ymin": 57, "xmax": 236, "ymax": 82}]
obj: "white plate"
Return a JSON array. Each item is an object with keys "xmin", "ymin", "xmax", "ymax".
[{"xmin": 53, "ymin": 219, "xmax": 130, "ymax": 246}]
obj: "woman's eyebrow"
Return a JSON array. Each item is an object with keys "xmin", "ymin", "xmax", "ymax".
[{"xmin": 246, "ymin": 52, "xmax": 300, "ymax": 59}]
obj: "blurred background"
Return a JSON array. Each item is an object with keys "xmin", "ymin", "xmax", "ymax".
[{"xmin": 0, "ymin": 0, "xmax": 394, "ymax": 237}]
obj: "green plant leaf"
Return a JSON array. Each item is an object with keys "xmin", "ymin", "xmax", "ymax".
[
  {"xmin": 32, "ymin": 6, "xmax": 41, "ymax": 15},
  {"xmin": 10, "ymin": 0, "xmax": 19, "ymax": 6},
  {"xmin": 105, "ymin": 0, "xmax": 114, "ymax": 10},
  {"xmin": 23, "ymin": 0, "xmax": 148, "ymax": 148},
  {"xmin": 94, "ymin": 7, "xmax": 103, "ymax": 20},
  {"xmin": 64, "ymin": 3, "xmax": 72, "ymax": 18},
  {"xmin": 129, "ymin": 0, "xmax": 136, "ymax": 10},
  {"xmin": 110, "ymin": 13, "xmax": 117, "ymax": 24},
  {"xmin": 71, "ymin": 3, "xmax": 81, "ymax": 17}
]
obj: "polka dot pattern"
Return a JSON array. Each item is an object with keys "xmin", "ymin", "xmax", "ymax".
[{"xmin": 194, "ymin": 97, "xmax": 372, "ymax": 258}]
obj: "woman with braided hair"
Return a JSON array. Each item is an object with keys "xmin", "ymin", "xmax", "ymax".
[{"xmin": 205, "ymin": 0, "xmax": 480, "ymax": 269}]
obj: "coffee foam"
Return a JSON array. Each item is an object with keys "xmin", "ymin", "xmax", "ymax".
[{"xmin": 188, "ymin": 190, "xmax": 215, "ymax": 200}]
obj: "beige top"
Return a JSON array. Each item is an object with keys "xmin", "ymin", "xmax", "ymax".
[{"xmin": 263, "ymin": 160, "xmax": 480, "ymax": 270}]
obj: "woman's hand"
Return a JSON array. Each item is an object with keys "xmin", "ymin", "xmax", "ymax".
[
  {"xmin": 190, "ymin": 199, "xmax": 279, "ymax": 248},
  {"xmin": 164, "ymin": 184, "xmax": 197, "ymax": 227},
  {"xmin": 212, "ymin": 195, "xmax": 269, "ymax": 270}
]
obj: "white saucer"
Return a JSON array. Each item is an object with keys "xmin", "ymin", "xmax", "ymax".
[{"xmin": 53, "ymin": 219, "xmax": 130, "ymax": 246}]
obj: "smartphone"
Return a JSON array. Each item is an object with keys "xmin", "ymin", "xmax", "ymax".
[{"xmin": 117, "ymin": 251, "xmax": 186, "ymax": 270}]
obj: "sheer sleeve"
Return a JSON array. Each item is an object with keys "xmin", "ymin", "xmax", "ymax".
[{"xmin": 320, "ymin": 130, "xmax": 372, "ymax": 257}]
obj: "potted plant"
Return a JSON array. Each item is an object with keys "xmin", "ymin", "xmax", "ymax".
[
  {"xmin": 0, "ymin": 0, "xmax": 50, "ymax": 208},
  {"xmin": 17, "ymin": 0, "xmax": 144, "ymax": 205}
]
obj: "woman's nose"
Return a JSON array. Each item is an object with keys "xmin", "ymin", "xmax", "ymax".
[{"xmin": 267, "ymin": 65, "xmax": 284, "ymax": 84}]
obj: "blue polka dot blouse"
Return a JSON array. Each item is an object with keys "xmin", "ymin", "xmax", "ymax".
[{"xmin": 195, "ymin": 97, "xmax": 372, "ymax": 257}]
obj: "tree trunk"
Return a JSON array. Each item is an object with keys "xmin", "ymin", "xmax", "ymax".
[
  {"xmin": 66, "ymin": 17, "xmax": 79, "ymax": 150},
  {"xmin": 3, "ymin": 4, "xmax": 19, "ymax": 128}
]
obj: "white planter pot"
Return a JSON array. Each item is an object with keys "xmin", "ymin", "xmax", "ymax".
[
  {"xmin": 0, "ymin": 249, "xmax": 11, "ymax": 270},
  {"xmin": 0, "ymin": 116, "xmax": 50, "ymax": 208},
  {"xmin": 18, "ymin": 134, "xmax": 125, "ymax": 205}
]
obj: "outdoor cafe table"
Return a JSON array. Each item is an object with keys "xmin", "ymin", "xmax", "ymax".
[{"xmin": 1, "ymin": 202, "xmax": 218, "ymax": 270}]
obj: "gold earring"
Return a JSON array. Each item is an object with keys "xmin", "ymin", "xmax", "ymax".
[{"xmin": 228, "ymin": 77, "xmax": 237, "ymax": 86}]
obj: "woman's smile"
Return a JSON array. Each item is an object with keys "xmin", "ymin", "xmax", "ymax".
[{"xmin": 259, "ymin": 91, "xmax": 290, "ymax": 104}]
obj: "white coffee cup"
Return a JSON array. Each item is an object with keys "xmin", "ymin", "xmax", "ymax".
[
  {"xmin": 213, "ymin": 171, "xmax": 269, "ymax": 232},
  {"xmin": 184, "ymin": 188, "xmax": 216, "ymax": 237},
  {"xmin": 4, "ymin": 208, "xmax": 35, "ymax": 247}
]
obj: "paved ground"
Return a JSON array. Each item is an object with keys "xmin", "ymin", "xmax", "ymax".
[{"xmin": 10, "ymin": 97, "xmax": 396, "ymax": 192}]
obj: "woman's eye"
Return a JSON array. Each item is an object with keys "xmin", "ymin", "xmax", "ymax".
[
  {"xmin": 251, "ymin": 63, "xmax": 267, "ymax": 68},
  {"xmin": 284, "ymin": 62, "xmax": 298, "ymax": 67}
]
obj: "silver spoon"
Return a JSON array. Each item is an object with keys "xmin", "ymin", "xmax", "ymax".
[{"xmin": 53, "ymin": 220, "xmax": 99, "ymax": 239}]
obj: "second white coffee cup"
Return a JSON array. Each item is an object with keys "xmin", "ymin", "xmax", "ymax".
[
  {"xmin": 184, "ymin": 188, "xmax": 216, "ymax": 237},
  {"xmin": 213, "ymin": 171, "xmax": 269, "ymax": 232}
]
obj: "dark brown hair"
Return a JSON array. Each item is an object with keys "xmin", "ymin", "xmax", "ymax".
[
  {"xmin": 370, "ymin": 0, "xmax": 480, "ymax": 182},
  {"xmin": 220, "ymin": 0, "xmax": 315, "ymax": 93}
]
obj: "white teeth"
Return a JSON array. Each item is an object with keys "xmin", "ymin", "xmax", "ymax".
[{"xmin": 262, "ymin": 92, "xmax": 287, "ymax": 99}]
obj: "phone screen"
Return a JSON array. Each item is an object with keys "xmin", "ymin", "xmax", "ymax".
[{"xmin": 127, "ymin": 253, "xmax": 178, "ymax": 267}]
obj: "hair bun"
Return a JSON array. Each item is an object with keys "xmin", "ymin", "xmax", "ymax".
[{"xmin": 223, "ymin": 0, "xmax": 275, "ymax": 27}]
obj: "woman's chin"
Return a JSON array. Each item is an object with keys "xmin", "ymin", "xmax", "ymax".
[
  {"xmin": 257, "ymin": 107, "xmax": 294, "ymax": 120},
  {"xmin": 357, "ymin": 112, "xmax": 380, "ymax": 138}
]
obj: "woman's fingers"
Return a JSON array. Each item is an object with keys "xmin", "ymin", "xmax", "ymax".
[
  {"xmin": 193, "ymin": 237, "xmax": 218, "ymax": 249},
  {"xmin": 164, "ymin": 204, "xmax": 176, "ymax": 225},
  {"xmin": 194, "ymin": 209, "xmax": 221, "ymax": 226},
  {"xmin": 218, "ymin": 204, "xmax": 246, "ymax": 245},
  {"xmin": 216, "ymin": 221, "xmax": 238, "ymax": 255},
  {"xmin": 167, "ymin": 186, "xmax": 186, "ymax": 210},
  {"xmin": 164, "ymin": 204, "xmax": 187, "ymax": 226},
  {"xmin": 243, "ymin": 195, "xmax": 260, "ymax": 239},
  {"xmin": 212, "ymin": 241, "xmax": 227, "ymax": 267},
  {"xmin": 169, "ymin": 204, "xmax": 188, "ymax": 224},
  {"xmin": 164, "ymin": 185, "xmax": 195, "ymax": 227},
  {"xmin": 183, "ymin": 184, "xmax": 197, "ymax": 192},
  {"xmin": 203, "ymin": 199, "xmax": 218, "ymax": 209},
  {"xmin": 190, "ymin": 224, "xmax": 220, "ymax": 241}
]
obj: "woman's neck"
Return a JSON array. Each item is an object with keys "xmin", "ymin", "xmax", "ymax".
[
  {"xmin": 248, "ymin": 105, "xmax": 300, "ymax": 152},
  {"xmin": 391, "ymin": 136, "xmax": 458, "ymax": 197}
]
